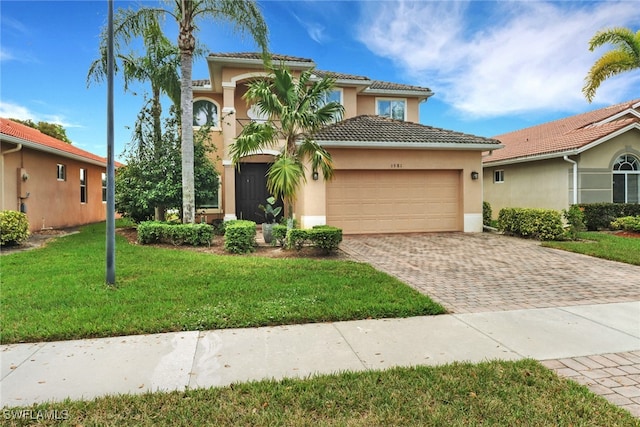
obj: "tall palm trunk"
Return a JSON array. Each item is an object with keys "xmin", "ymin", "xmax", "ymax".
[{"xmin": 178, "ymin": 4, "xmax": 196, "ymax": 224}]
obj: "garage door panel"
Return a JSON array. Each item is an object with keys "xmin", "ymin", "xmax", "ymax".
[{"xmin": 327, "ymin": 170, "xmax": 461, "ymax": 234}]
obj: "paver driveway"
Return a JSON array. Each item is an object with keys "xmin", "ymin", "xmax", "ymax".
[{"xmin": 340, "ymin": 232, "xmax": 640, "ymax": 314}]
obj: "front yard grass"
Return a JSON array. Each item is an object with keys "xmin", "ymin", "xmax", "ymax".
[
  {"xmin": 543, "ymin": 231, "xmax": 640, "ymax": 266},
  {"xmin": 0, "ymin": 222, "xmax": 444, "ymax": 344},
  {"xmin": 4, "ymin": 360, "xmax": 636, "ymax": 426}
]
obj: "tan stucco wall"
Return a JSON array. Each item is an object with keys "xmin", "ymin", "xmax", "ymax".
[
  {"xmin": 483, "ymin": 129, "xmax": 640, "ymax": 216},
  {"xmin": 296, "ymin": 148, "xmax": 484, "ymax": 229},
  {"xmin": 483, "ymin": 158, "xmax": 571, "ymax": 216},
  {"xmin": 580, "ymin": 129, "xmax": 640, "ymax": 168},
  {"xmin": 2, "ymin": 144, "xmax": 109, "ymax": 232}
]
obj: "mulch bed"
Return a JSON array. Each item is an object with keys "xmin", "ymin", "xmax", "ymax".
[
  {"xmin": 614, "ymin": 230, "xmax": 640, "ymax": 239},
  {"xmin": 116, "ymin": 227, "xmax": 350, "ymax": 259}
]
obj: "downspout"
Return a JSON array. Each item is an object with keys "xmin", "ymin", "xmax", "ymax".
[
  {"xmin": 1, "ymin": 143, "xmax": 23, "ymax": 210},
  {"xmin": 563, "ymin": 155, "xmax": 578, "ymax": 205}
]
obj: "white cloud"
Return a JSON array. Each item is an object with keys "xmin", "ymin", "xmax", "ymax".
[
  {"xmin": 0, "ymin": 100, "xmax": 81, "ymax": 129},
  {"xmin": 358, "ymin": 0, "xmax": 640, "ymax": 118}
]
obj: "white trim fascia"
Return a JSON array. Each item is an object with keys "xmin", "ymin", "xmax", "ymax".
[
  {"xmin": 633, "ymin": 101, "xmax": 640, "ymax": 109},
  {"xmin": 318, "ymin": 140, "xmax": 503, "ymax": 151},
  {"xmin": 1, "ymin": 134, "xmax": 108, "ymax": 167},
  {"xmin": 237, "ymin": 148, "xmax": 281, "ymax": 157},
  {"xmin": 483, "ymin": 122, "xmax": 640, "ymax": 167},
  {"xmin": 229, "ymin": 71, "xmax": 270, "ymax": 85},
  {"xmin": 221, "ymin": 81, "xmax": 236, "ymax": 88},
  {"xmin": 593, "ymin": 108, "xmax": 640, "ymax": 126}
]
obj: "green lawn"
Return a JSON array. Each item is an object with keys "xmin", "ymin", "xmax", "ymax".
[
  {"xmin": 543, "ymin": 231, "xmax": 640, "ymax": 265},
  {"xmin": 3, "ymin": 360, "xmax": 636, "ymax": 426},
  {"xmin": 0, "ymin": 222, "xmax": 444, "ymax": 344}
]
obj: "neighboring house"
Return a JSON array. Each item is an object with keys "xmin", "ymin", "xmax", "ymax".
[
  {"xmin": 193, "ymin": 52, "xmax": 501, "ymax": 234},
  {"xmin": 483, "ymin": 99, "xmax": 640, "ymax": 216},
  {"xmin": 1, "ymin": 118, "xmax": 111, "ymax": 232}
]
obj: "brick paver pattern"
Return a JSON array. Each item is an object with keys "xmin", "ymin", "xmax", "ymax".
[
  {"xmin": 542, "ymin": 352, "xmax": 640, "ymax": 418},
  {"xmin": 341, "ymin": 232, "xmax": 640, "ymax": 418},
  {"xmin": 341, "ymin": 232, "xmax": 640, "ymax": 314}
]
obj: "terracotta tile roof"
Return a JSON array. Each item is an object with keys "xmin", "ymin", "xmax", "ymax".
[
  {"xmin": 208, "ymin": 52, "xmax": 314, "ymax": 63},
  {"xmin": 368, "ymin": 80, "xmax": 433, "ymax": 95},
  {"xmin": 485, "ymin": 99, "xmax": 640, "ymax": 164},
  {"xmin": 1, "ymin": 118, "xmax": 108, "ymax": 165},
  {"xmin": 313, "ymin": 115, "xmax": 501, "ymax": 147},
  {"xmin": 313, "ymin": 70, "xmax": 370, "ymax": 82}
]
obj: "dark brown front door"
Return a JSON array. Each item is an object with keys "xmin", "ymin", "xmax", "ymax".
[{"xmin": 235, "ymin": 163, "xmax": 270, "ymax": 223}]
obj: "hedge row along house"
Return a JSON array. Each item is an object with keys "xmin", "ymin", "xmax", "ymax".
[
  {"xmin": 193, "ymin": 53, "xmax": 501, "ymax": 234},
  {"xmin": 1, "ymin": 118, "xmax": 111, "ymax": 232},
  {"xmin": 483, "ymin": 99, "xmax": 640, "ymax": 216}
]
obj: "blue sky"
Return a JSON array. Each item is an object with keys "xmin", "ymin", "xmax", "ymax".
[{"xmin": 1, "ymin": 0, "xmax": 639, "ymax": 160}]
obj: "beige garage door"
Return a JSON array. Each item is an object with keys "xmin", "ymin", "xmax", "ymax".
[{"xmin": 327, "ymin": 170, "xmax": 461, "ymax": 234}]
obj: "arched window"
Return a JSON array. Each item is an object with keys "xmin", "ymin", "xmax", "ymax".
[
  {"xmin": 193, "ymin": 99, "xmax": 219, "ymax": 127},
  {"xmin": 613, "ymin": 154, "xmax": 639, "ymax": 203}
]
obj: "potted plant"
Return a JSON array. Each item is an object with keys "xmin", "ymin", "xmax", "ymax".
[{"xmin": 258, "ymin": 196, "xmax": 282, "ymax": 244}]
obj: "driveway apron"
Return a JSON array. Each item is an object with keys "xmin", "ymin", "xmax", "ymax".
[{"xmin": 340, "ymin": 232, "xmax": 640, "ymax": 314}]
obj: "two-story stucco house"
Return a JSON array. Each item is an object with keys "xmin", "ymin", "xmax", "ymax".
[{"xmin": 193, "ymin": 53, "xmax": 501, "ymax": 234}]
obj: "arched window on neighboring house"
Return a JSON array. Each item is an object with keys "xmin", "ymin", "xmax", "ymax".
[
  {"xmin": 613, "ymin": 154, "xmax": 640, "ymax": 203},
  {"xmin": 193, "ymin": 99, "xmax": 219, "ymax": 128}
]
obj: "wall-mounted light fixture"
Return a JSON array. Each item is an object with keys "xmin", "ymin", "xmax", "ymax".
[
  {"xmin": 312, "ymin": 171, "xmax": 319, "ymax": 181},
  {"xmin": 471, "ymin": 171, "xmax": 479, "ymax": 180},
  {"xmin": 21, "ymin": 172, "xmax": 30, "ymax": 181}
]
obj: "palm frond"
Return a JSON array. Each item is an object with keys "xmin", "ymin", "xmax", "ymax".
[
  {"xmin": 266, "ymin": 155, "xmax": 305, "ymax": 202},
  {"xmin": 231, "ymin": 122, "xmax": 278, "ymax": 165}
]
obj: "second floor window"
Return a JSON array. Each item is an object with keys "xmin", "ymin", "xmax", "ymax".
[
  {"xmin": 377, "ymin": 99, "xmax": 406, "ymax": 121},
  {"xmin": 193, "ymin": 99, "xmax": 219, "ymax": 127},
  {"xmin": 80, "ymin": 169, "xmax": 87, "ymax": 203}
]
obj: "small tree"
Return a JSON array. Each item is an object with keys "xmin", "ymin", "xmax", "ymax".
[
  {"xmin": 10, "ymin": 119, "xmax": 72, "ymax": 143},
  {"xmin": 116, "ymin": 104, "xmax": 218, "ymax": 222}
]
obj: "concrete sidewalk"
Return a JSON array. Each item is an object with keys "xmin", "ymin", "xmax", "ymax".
[{"xmin": 2, "ymin": 301, "xmax": 639, "ymax": 412}]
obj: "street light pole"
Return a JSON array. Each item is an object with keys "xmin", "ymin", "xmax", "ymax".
[{"xmin": 106, "ymin": 0, "xmax": 116, "ymax": 285}]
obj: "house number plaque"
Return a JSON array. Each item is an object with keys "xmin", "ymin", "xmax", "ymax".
[{"xmin": 390, "ymin": 163, "xmax": 403, "ymax": 168}]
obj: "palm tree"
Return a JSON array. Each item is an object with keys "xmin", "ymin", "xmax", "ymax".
[
  {"xmin": 90, "ymin": 0, "xmax": 269, "ymax": 223},
  {"xmin": 230, "ymin": 67, "xmax": 344, "ymax": 218},
  {"xmin": 583, "ymin": 27, "xmax": 640, "ymax": 103}
]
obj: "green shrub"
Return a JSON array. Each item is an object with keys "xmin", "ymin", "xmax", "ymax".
[
  {"xmin": 272, "ymin": 224, "xmax": 288, "ymax": 247},
  {"xmin": 610, "ymin": 216, "xmax": 640, "ymax": 232},
  {"xmin": 482, "ymin": 201, "xmax": 492, "ymax": 226},
  {"xmin": 309, "ymin": 225, "xmax": 343, "ymax": 254},
  {"xmin": 224, "ymin": 220, "xmax": 256, "ymax": 254},
  {"xmin": 498, "ymin": 208, "xmax": 564, "ymax": 241},
  {"xmin": 562, "ymin": 205, "xmax": 585, "ymax": 240},
  {"xmin": 137, "ymin": 221, "xmax": 213, "ymax": 246},
  {"xmin": 286, "ymin": 228, "xmax": 309, "ymax": 250},
  {"xmin": 579, "ymin": 203, "xmax": 640, "ymax": 230},
  {"xmin": 0, "ymin": 210, "xmax": 30, "ymax": 246}
]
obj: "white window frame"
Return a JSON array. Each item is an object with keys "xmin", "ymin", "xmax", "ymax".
[
  {"xmin": 612, "ymin": 154, "xmax": 640, "ymax": 203},
  {"xmin": 101, "ymin": 172, "xmax": 107, "ymax": 203},
  {"xmin": 494, "ymin": 170, "xmax": 504, "ymax": 183},
  {"xmin": 376, "ymin": 98, "xmax": 407, "ymax": 121},
  {"xmin": 197, "ymin": 181, "xmax": 222, "ymax": 214},
  {"xmin": 193, "ymin": 98, "xmax": 221, "ymax": 129},
  {"xmin": 57, "ymin": 164, "xmax": 66, "ymax": 181},
  {"xmin": 80, "ymin": 168, "xmax": 87, "ymax": 204}
]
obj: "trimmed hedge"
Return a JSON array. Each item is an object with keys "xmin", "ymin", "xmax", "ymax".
[
  {"xmin": 223, "ymin": 220, "xmax": 256, "ymax": 254},
  {"xmin": 497, "ymin": 208, "xmax": 564, "ymax": 241},
  {"xmin": 579, "ymin": 203, "xmax": 640, "ymax": 231},
  {"xmin": 482, "ymin": 201, "xmax": 492, "ymax": 226},
  {"xmin": 282, "ymin": 225, "xmax": 343, "ymax": 253},
  {"xmin": 0, "ymin": 210, "xmax": 30, "ymax": 246},
  {"xmin": 272, "ymin": 224, "xmax": 288, "ymax": 247},
  {"xmin": 137, "ymin": 221, "xmax": 213, "ymax": 246},
  {"xmin": 610, "ymin": 216, "xmax": 640, "ymax": 232}
]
